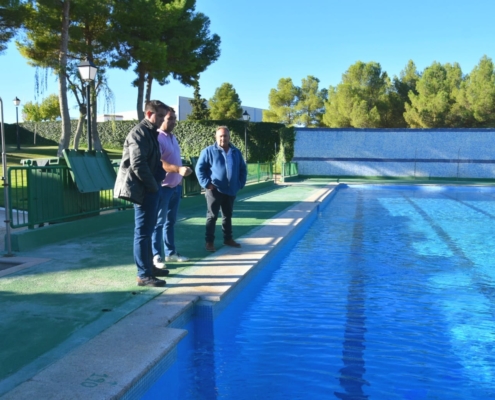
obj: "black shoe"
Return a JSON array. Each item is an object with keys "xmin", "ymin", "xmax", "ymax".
[
  {"xmin": 137, "ymin": 276, "xmax": 166, "ymax": 287},
  {"xmin": 205, "ymin": 242, "xmax": 216, "ymax": 252},
  {"xmin": 224, "ymin": 239, "xmax": 241, "ymax": 248},
  {"xmin": 153, "ymin": 267, "xmax": 170, "ymax": 277}
]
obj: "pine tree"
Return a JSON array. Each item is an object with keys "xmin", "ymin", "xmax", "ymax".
[
  {"xmin": 263, "ymin": 78, "xmax": 298, "ymax": 125},
  {"xmin": 188, "ymin": 83, "xmax": 210, "ymax": 120},
  {"xmin": 404, "ymin": 61, "xmax": 464, "ymax": 128},
  {"xmin": 322, "ymin": 61, "xmax": 391, "ymax": 128},
  {"xmin": 209, "ymin": 83, "xmax": 242, "ymax": 119},
  {"xmin": 295, "ymin": 75, "xmax": 327, "ymax": 127}
]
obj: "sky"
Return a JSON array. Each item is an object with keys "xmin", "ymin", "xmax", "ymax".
[{"xmin": 1, "ymin": 0, "xmax": 495, "ymax": 123}]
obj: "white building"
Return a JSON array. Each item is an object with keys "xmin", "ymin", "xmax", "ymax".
[
  {"xmin": 176, "ymin": 96, "xmax": 264, "ymax": 122},
  {"xmin": 98, "ymin": 96, "xmax": 265, "ymax": 122},
  {"xmin": 96, "ymin": 110, "xmax": 138, "ymax": 122}
]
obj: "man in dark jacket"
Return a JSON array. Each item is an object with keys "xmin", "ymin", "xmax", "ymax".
[
  {"xmin": 114, "ymin": 100, "xmax": 170, "ymax": 287},
  {"xmin": 195, "ymin": 126, "xmax": 247, "ymax": 252}
]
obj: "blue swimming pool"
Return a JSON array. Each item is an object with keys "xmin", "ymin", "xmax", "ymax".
[{"xmin": 142, "ymin": 184, "xmax": 495, "ymax": 399}]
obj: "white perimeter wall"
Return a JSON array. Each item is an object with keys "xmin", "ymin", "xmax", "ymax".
[{"xmin": 293, "ymin": 128, "xmax": 495, "ymax": 179}]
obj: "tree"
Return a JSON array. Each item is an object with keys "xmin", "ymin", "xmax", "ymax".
[
  {"xmin": 18, "ymin": 0, "xmax": 72, "ymax": 155},
  {"xmin": 0, "ymin": 0, "xmax": 26, "ymax": 54},
  {"xmin": 404, "ymin": 61, "xmax": 464, "ymax": 127},
  {"xmin": 263, "ymin": 78, "xmax": 298, "ymax": 125},
  {"xmin": 208, "ymin": 83, "xmax": 242, "ymax": 119},
  {"xmin": 386, "ymin": 60, "xmax": 421, "ymax": 127},
  {"xmin": 111, "ymin": 0, "xmax": 220, "ymax": 120},
  {"xmin": 67, "ymin": 0, "xmax": 115, "ymax": 150},
  {"xmin": 22, "ymin": 100, "xmax": 43, "ymax": 121},
  {"xmin": 17, "ymin": 0, "xmax": 115, "ymax": 154},
  {"xmin": 149, "ymin": 6, "xmax": 220, "ymax": 101},
  {"xmin": 394, "ymin": 60, "xmax": 420, "ymax": 104},
  {"xmin": 18, "ymin": 0, "xmax": 72, "ymax": 153},
  {"xmin": 109, "ymin": 0, "xmax": 170, "ymax": 120},
  {"xmin": 22, "ymin": 100, "xmax": 43, "ymax": 144},
  {"xmin": 57, "ymin": 0, "xmax": 71, "ymax": 155},
  {"xmin": 322, "ymin": 61, "xmax": 392, "ymax": 128},
  {"xmin": 455, "ymin": 55, "xmax": 495, "ymax": 127},
  {"xmin": 23, "ymin": 94, "xmax": 61, "ymax": 121},
  {"xmin": 22, "ymin": 94, "xmax": 61, "ymax": 143},
  {"xmin": 39, "ymin": 93, "xmax": 61, "ymax": 121},
  {"xmin": 188, "ymin": 82, "xmax": 210, "ymax": 120},
  {"xmin": 13, "ymin": 0, "xmax": 220, "ymax": 141},
  {"xmin": 295, "ymin": 75, "xmax": 327, "ymax": 127}
]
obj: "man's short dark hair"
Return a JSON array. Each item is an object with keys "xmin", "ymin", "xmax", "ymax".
[{"xmin": 144, "ymin": 100, "xmax": 169, "ymax": 114}]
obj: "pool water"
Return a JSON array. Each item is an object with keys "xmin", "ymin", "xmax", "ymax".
[{"xmin": 142, "ymin": 185, "xmax": 495, "ymax": 399}]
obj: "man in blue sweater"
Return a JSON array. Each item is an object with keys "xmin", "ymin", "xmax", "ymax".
[{"xmin": 195, "ymin": 126, "xmax": 247, "ymax": 252}]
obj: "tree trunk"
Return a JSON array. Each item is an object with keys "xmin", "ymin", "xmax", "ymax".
[
  {"xmin": 92, "ymin": 106, "xmax": 102, "ymax": 151},
  {"xmin": 56, "ymin": 0, "xmax": 72, "ymax": 157},
  {"xmin": 136, "ymin": 63, "xmax": 146, "ymax": 121},
  {"xmin": 72, "ymin": 113, "xmax": 85, "ymax": 149},
  {"xmin": 145, "ymin": 74, "xmax": 153, "ymax": 103}
]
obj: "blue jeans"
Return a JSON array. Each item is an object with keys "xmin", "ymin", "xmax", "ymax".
[
  {"xmin": 152, "ymin": 185, "xmax": 182, "ymax": 258},
  {"xmin": 134, "ymin": 191, "xmax": 159, "ymax": 279}
]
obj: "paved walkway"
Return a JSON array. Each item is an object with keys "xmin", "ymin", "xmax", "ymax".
[{"xmin": 0, "ymin": 180, "xmax": 336, "ymax": 399}]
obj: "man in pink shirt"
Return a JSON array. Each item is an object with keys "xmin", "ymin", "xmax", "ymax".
[{"xmin": 152, "ymin": 108, "xmax": 192, "ymax": 268}]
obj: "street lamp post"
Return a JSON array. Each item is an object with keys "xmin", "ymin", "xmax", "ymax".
[
  {"xmin": 13, "ymin": 97, "xmax": 20, "ymax": 150},
  {"xmin": 242, "ymin": 110, "xmax": 250, "ymax": 162},
  {"xmin": 77, "ymin": 59, "xmax": 98, "ymax": 151},
  {"xmin": 1, "ymin": 98, "xmax": 13, "ymax": 255}
]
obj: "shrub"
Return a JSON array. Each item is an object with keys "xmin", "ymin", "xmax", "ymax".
[{"xmin": 17, "ymin": 120, "xmax": 295, "ymax": 163}]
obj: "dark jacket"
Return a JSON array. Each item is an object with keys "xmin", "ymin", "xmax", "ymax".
[
  {"xmin": 114, "ymin": 119, "xmax": 161, "ymax": 205},
  {"xmin": 195, "ymin": 142, "xmax": 247, "ymax": 196}
]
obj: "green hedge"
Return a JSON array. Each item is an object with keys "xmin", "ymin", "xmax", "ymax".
[
  {"xmin": 173, "ymin": 120, "xmax": 289, "ymax": 162},
  {"xmin": 18, "ymin": 120, "xmax": 136, "ymax": 148},
  {"xmin": 3, "ymin": 123, "xmax": 58, "ymax": 146},
  {"xmin": 17, "ymin": 120, "xmax": 295, "ymax": 163}
]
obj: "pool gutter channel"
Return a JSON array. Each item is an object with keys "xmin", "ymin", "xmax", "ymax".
[{"xmin": 4, "ymin": 183, "xmax": 339, "ymax": 400}]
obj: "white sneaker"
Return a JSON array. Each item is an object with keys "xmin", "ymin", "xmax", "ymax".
[
  {"xmin": 153, "ymin": 255, "xmax": 166, "ymax": 269},
  {"xmin": 165, "ymin": 253, "xmax": 190, "ymax": 262}
]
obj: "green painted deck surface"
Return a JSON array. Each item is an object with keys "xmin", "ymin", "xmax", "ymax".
[{"xmin": 0, "ymin": 181, "xmax": 329, "ymax": 394}]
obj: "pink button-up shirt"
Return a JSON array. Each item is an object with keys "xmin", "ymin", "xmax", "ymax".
[{"xmin": 157, "ymin": 130, "xmax": 183, "ymax": 188}]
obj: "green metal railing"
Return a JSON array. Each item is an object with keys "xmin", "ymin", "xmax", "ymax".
[
  {"xmin": 181, "ymin": 161, "xmax": 202, "ymax": 197},
  {"xmin": 281, "ymin": 162, "xmax": 298, "ymax": 180},
  {"xmin": 182, "ymin": 172, "xmax": 202, "ymax": 197},
  {"xmin": 6, "ymin": 161, "xmax": 275, "ymax": 229},
  {"xmin": 7, "ymin": 165, "xmax": 132, "ymax": 229},
  {"xmin": 111, "ymin": 159, "xmax": 201, "ymax": 198},
  {"xmin": 246, "ymin": 162, "xmax": 273, "ymax": 183}
]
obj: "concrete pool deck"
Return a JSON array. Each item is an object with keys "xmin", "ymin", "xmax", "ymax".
[{"xmin": 0, "ymin": 180, "xmax": 337, "ymax": 399}]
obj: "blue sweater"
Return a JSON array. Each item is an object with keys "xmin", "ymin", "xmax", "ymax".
[{"xmin": 195, "ymin": 142, "xmax": 247, "ymax": 196}]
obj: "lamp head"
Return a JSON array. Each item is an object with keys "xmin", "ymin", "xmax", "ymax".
[
  {"xmin": 13, "ymin": 97, "xmax": 20, "ymax": 107},
  {"xmin": 78, "ymin": 59, "xmax": 98, "ymax": 82},
  {"xmin": 242, "ymin": 110, "xmax": 250, "ymax": 121}
]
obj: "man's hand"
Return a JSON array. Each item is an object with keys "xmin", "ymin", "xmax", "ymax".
[
  {"xmin": 207, "ymin": 183, "xmax": 215, "ymax": 190},
  {"xmin": 179, "ymin": 166, "xmax": 193, "ymax": 177}
]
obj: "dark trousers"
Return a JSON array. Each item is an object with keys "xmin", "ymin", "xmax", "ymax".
[{"xmin": 205, "ymin": 188, "xmax": 236, "ymax": 242}]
